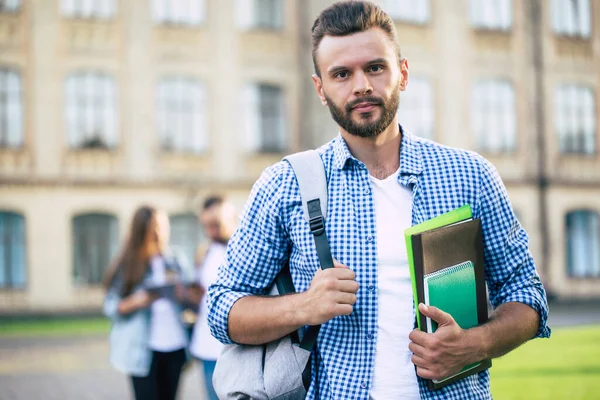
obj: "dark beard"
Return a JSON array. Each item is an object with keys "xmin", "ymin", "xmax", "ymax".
[{"xmin": 324, "ymin": 85, "xmax": 400, "ymax": 139}]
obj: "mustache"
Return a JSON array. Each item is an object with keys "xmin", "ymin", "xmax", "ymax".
[{"xmin": 345, "ymin": 96, "xmax": 384, "ymax": 113}]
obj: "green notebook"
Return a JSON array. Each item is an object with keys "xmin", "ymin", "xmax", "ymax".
[
  {"xmin": 423, "ymin": 261, "xmax": 478, "ymax": 333},
  {"xmin": 424, "ymin": 261, "xmax": 482, "ymax": 385}
]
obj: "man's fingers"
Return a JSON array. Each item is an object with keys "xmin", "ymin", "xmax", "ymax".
[
  {"xmin": 416, "ymin": 366, "xmax": 436, "ymax": 380},
  {"xmin": 337, "ymin": 280, "xmax": 360, "ymax": 293},
  {"xmin": 419, "ymin": 303, "xmax": 455, "ymax": 326},
  {"xmin": 409, "ymin": 328, "xmax": 432, "ymax": 347},
  {"xmin": 332, "ymin": 258, "xmax": 347, "ymax": 268},
  {"xmin": 335, "ymin": 304, "xmax": 354, "ymax": 316},
  {"xmin": 408, "ymin": 341, "xmax": 427, "ymax": 359},
  {"xmin": 411, "ymin": 354, "xmax": 430, "ymax": 369},
  {"xmin": 334, "ymin": 292, "xmax": 357, "ymax": 305},
  {"xmin": 324, "ymin": 266, "xmax": 356, "ymax": 280}
]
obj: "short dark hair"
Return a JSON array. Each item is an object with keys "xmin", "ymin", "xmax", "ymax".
[
  {"xmin": 311, "ymin": 0, "xmax": 401, "ymax": 77},
  {"xmin": 203, "ymin": 195, "xmax": 224, "ymax": 211}
]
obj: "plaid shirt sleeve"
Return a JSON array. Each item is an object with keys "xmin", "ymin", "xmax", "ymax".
[
  {"xmin": 476, "ymin": 155, "xmax": 551, "ymax": 338},
  {"xmin": 207, "ymin": 162, "xmax": 293, "ymax": 344}
]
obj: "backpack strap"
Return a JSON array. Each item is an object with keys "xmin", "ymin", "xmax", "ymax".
[
  {"xmin": 284, "ymin": 150, "xmax": 334, "ymax": 271},
  {"xmin": 282, "ymin": 150, "xmax": 333, "ymax": 391}
]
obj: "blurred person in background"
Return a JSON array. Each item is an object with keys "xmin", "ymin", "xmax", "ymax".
[
  {"xmin": 103, "ymin": 205, "xmax": 194, "ymax": 400},
  {"xmin": 187, "ymin": 195, "xmax": 238, "ymax": 400}
]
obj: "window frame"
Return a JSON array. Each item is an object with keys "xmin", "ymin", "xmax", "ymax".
[
  {"xmin": 0, "ymin": 68, "xmax": 23, "ymax": 149},
  {"xmin": 152, "ymin": 0, "xmax": 206, "ymax": 27},
  {"xmin": 0, "ymin": 0, "xmax": 21, "ymax": 13},
  {"xmin": 565, "ymin": 210, "xmax": 600, "ymax": 279},
  {"xmin": 157, "ymin": 77, "xmax": 208, "ymax": 155},
  {"xmin": 65, "ymin": 72, "xmax": 118, "ymax": 150},
  {"xmin": 554, "ymin": 84, "xmax": 596, "ymax": 155},
  {"xmin": 469, "ymin": 0, "xmax": 513, "ymax": 31},
  {"xmin": 0, "ymin": 211, "xmax": 27, "ymax": 290},
  {"xmin": 377, "ymin": 0, "xmax": 430, "ymax": 25},
  {"xmin": 72, "ymin": 212, "xmax": 119, "ymax": 286},
  {"xmin": 61, "ymin": 0, "xmax": 117, "ymax": 20},
  {"xmin": 471, "ymin": 79, "xmax": 517, "ymax": 154},
  {"xmin": 551, "ymin": 0, "xmax": 592, "ymax": 39}
]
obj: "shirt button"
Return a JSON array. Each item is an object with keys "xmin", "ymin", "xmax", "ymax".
[
  {"xmin": 366, "ymin": 333, "xmax": 374, "ymax": 340},
  {"xmin": 367, "ymin": 236, "xmax": 374, "ymax": 243},
  {"xmin": 367, "ymin": 285, "xmax": 375, "ymax": 291},
  {"xmin": 360, "ymin": 381, "xmax": 368, "ymax": 389},
  {"xmin": 363, "ymin": 187, "xmax": 371, "ymax": 195}
]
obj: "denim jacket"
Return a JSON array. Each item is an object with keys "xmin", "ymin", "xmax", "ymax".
[{"xmin": 103, "ymin": 251, "xmax": 194, "ymax": 377}]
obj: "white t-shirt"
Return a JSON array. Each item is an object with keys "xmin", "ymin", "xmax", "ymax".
[
  {"xmin": 148, "ymin": 256, "xmax": 188, "ymax": 352},
  {"xmin": 368, "ymin": 168, "xmax": 420, "ymax": 400},
  {"xmin": 190, "ymin": 242, "xmax": 226, "ymax": 360}
]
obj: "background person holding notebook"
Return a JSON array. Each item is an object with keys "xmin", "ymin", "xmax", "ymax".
[{"xmin": 208, "ymin": 1, "xmax": 550, "ymax": 399}]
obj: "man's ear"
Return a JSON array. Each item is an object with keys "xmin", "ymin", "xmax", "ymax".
[
  {"xmin": 312, "ymin": 74, "xmax": 328, "ymax": 106},
  {"xmin": 399, "ymin": 58, "xmax": 409, "ymax": 91}
]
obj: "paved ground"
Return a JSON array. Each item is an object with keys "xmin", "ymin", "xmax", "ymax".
[
  {"xmin": 0, "ymin": 335, "xmax": 205, "ymax": 400},
  {"xmin": 0, "ymin": 302, "xmax": 598, "ymax": 400}
]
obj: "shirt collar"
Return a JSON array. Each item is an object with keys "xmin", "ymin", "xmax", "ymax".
[{"xmin": 331, "ymin": 126, "xmax": 424, "ymax": 177}]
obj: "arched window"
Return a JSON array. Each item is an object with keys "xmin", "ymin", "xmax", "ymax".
[
  {"xmin": 72, "ymin": 213, "xmax": 119, "ymax": 285},
  {"xmin": 0, "ymin": 211, "xmax": 27, "ymax": 288},
  {"xmin": 565, "ymin": 210, "xmax": 600, "ymax": 278},
  {"xmin": 170, "ymin": 213, "xmax": 205, "ymax": 266}
]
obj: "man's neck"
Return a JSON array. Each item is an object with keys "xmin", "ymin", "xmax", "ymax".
[{"xmin": 340, "ymin": 122, "xmax": 402, "ymax": 180}]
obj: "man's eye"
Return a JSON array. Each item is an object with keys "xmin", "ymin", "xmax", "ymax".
[
  {"xmin": 335, "ymin": 71, "xmax": 349, "ymax": 79},
  {"xmin": 369, "ymin": 65, "xmax": 383, "ymax": 72}
]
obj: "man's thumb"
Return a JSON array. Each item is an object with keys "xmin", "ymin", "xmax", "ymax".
[{"xmin": 419, "ymin": 303, "xmax": 454, "ymax": 326}]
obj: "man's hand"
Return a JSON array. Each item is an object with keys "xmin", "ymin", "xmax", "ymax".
[
  {"xmin": 408, "ymin": 303, "xmax": 485, "ymax": 381},
  {"xmin": 298, "ymin": 259, "xmax": 359, "ymax": 326}
]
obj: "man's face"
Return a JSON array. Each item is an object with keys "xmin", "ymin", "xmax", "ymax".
[
  {"xmin": 200, "ymin": 203, "xmax": 237, "ymax": 244},
  {"xmin": 312, "ymin": 28, "xmax": 408, "ymax": 138}
]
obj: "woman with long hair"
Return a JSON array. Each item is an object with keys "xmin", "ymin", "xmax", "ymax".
[{"xmin": 103, "ymin": 205, "xmax": 193, "ymax": 400}]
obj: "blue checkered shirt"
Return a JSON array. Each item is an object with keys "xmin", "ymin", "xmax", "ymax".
[{"xmin": 208, "ymin": 130, "xmax": 551, "ymax": 399}]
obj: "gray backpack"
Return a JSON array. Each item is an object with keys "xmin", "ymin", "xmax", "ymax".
[{"xmin": 212, "ymin": 150, "xmax": 334, "ymax": 400}]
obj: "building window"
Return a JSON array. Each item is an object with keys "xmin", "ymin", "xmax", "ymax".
[
  {"xmin": 566, "ymin": 210, "xmax": 600, "ymax": 278},
  {"xmin": 378, "ymin": 0, "xmax": 429, "ymax": 24},
  {"xmin": 472, "ymin": 79, "xmax": 516, "ymax": 153},
  {"xmin": 65, "ymin": 73, "xmax": 118, "ymax": 150},
  {"xmin": 170, "ymin": 213, "xmax": 204, "ymax": 266},
  {"xmin": 0, "ymin": 212, "xmax": 27, "ymax": 289},
  {"xmin": 236, "ymin": 0, "xmax": 284, "ymax": 30},
  {"xmin": 72, "ymin": 213, "xmax": 119, "ymax": 286},
  {"xmin": 152, "ymin": 0, "xmax": 205, "ymax": 26},
  {"xmin": 0, "ymin": 0, "xmax": 20, "ymax": 13},
  {"xmin": 0, "ymin": 69, "xmax": 23, "ymax": 148},
  {"xmin": 555, "ymin": 85, "xmax": 596, "ymax": 155},
  {"xmin": 157, "ymin": 78, "xmax": 207, "ymax": 154},
  {"xmin": 551, "ymin": 0, "xmax": 591, "ymax": 38},
  {"xmin": 470, "ymin": 0, "xmax": 512, "ymax": 31},
  {"xmin": 397, "ymin": 76, "xmax": 434, "ymax": 140},
  {"xmin": 61, "ymin": 0, "xmax": 117, "ymax": 20},
  {"xmin": 243, "ymin": 84, "xmax": 286, "ymax": 153}
]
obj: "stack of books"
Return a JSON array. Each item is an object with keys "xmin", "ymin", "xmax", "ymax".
[{"xmin": 404, "ymin": 205, "xmax": 492, "ymax": 390}]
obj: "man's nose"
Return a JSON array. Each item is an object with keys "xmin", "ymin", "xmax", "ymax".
[{"xmin": 353, "ymin": 72, "xmax": 373, "ymax": 96}]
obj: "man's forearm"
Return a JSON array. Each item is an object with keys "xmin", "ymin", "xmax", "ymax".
[
  {"xmin": 471, "ymin": 301, "xmax": 540, "ymax": 361},
  {"xmin": 228, "ymin": 293, "xmax": 309, "ymax": 345}
]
